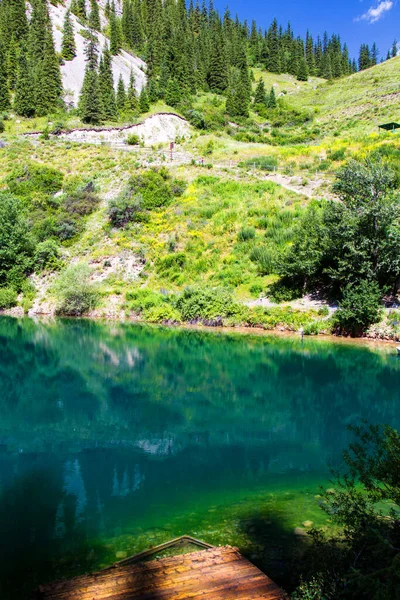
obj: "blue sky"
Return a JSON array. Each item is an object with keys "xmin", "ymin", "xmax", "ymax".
[{"xmin": 213, "ymin": 0, "xmax": 398, "ymax": 59}]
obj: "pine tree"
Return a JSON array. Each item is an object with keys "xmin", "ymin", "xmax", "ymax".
[
  {"xmin": 391, "ymin": 39, "xmax": 397, "ymax": 58},
  {"xmin": 14, "ymin": 47, "xmax": 35, "ymax": 117},
  {"xmin": 225, "ymin": 66, "xmax": 249, "ymax": 117},
  {"xmin": 71, "ymin": 0, "xmax": 86, "ymax": 20},
  {"xmin": 207, "ymin": 23, "xmax": 228, "ymax": 92},
  {"xmin": 254, "ymin": 78, "xmax": 267, "ymax": 106},
  {"xmin": 165, "ymin": 78, "xmax": 181, "ymax": 107},
  {"xmin": 0, "ymin": 44, "xmax": 10, "ymax": 111},
  {"xmin": 125, "ymin": 69, "xmax": 138, "ymax": 112},
  {"xmin": 99, "ymin": 44, "xmax": 117, "ymax": 118},
  {"xmin": 267, "ymin": 19, "xmax": 280, "ymax": 73},
  {"xmin": 323, "ymin": 54, "xmax": 333, "ymax": 79},
  {"xmin": 139, "ymin": 86, "xmax": 150, "ymax": 113},
  {"xmin": 267, "ymin": 86, "xmax": 277, "ymax": 109},
  {"xmin": 297, "ymin": 57, "xmax": 308, "ymax": 81},
  {"xmin": 79, "ymin": 32, "xmax": 103, "ymax": 123},
  {"xmin": 28, "ymin": 0, "xmax": 62, "ymax": 115},
  {"xmin": 110, "ymin": 2, "xmax": 122, "ymax": 55},
  {"xmin": 89, "ymin": 0, "xmax": 101, "ymax": 31},
  {"xmin": 62, "ymin": 9, "xmax": 76, "ymax": 61},
  {"xmin": 116, "ymin": 74, "xmax": 126, "ymax": 112},
  {"xmin": 6, "ymin": 35, "xmax": 18, "ymax": 89}
]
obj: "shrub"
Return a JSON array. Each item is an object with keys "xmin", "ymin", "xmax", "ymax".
[
  {"xmin": 334, "ymin": 280, "xmax": 382, "ymax": 336},
  {"xmin": 176, "ymin": 286, "xmax": 241, "ymax": 322},
  {"xmin": 250, "ymin": 245, "xmax": 276, "ymax": 275},
  {"xmin": 0, "ymin": 120, "xmax": 4, "ymax": 133},
  {"xmin": 329, "ymin": 148, "xmax": 346, "ymax": 161},
  {"xmin": 63, "ymin": 190, "xmax": 100, "ymax": 216},
  {"xmin": 0, "ymin": 192, "xmax": 34, "ymax": 288},
  {"xmin": 6, "ymin": 162, "xmax": 63, "ymax": 201},
  {"xmin": 237, "ymin": 226, "xmax": 255, "ymax": 242},
  {"xmin": 185, "ymin": 109, "xmax": 206, "ymax": 129},
  {"xmin": 143, "ymin": 304, "xmax": 181, "ymax": 323},
  {"xmin": 126, "ymin": 288, "xmax": 169, "ymax": 313},
  {"xmin": 108, "ymin": 193, "xmax": 144, "ymax": 227},
  {"xmin": 54, "ymin": 264, "xmax": 99, "ymax": 316},
  {"xmin": 126, "ymin": 133, "xmax": 140, "ymax": 145},
  {"xmin": 0, "ymin": 288, "xmax": 17, "ymax": 309},
  {"xmin": 34, "ymin": 240, "xmax": 61, "ymax": 271},
  {"xmin": 156, "ymin": 253, "xmax": 187, "ymax": 278}
]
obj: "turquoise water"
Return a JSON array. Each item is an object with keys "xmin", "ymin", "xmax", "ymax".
[{"xmin": 1, "ymin": 317, "xmax": 400, "ymax": 598}]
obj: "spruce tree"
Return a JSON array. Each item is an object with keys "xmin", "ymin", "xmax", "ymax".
[
  {"xmin": 71, "ymin": 0, "xmax": 86, "ymax": 21},
  {"xmin": 139, "ymin": 86, "xmax": 150, "ymax": 113},
  {"xmin": 254, "ymin": 78, "xmax": 267, "ymax": 106},
  {"xmin": 116, "ymin": 74, "xmax": 126, "ymax": 112},
  {"xmin": 125, "ymin": 69, "xmax": 138, "ymax": 112},
  {"xmin": 28, "ymin": 0, "xmax": 62, "ymax": 114},
  {"xmin": 267, "ymin": 86, "xmax": 277, "ymax": 109},
  {"xmin": 165, "ymin": 78, "xmax": 181, "ymax": 107},
  {"xmin": 78, "ymin": 32, "xmax": 103, "ymax": 124},
  {"xmin": 0, "ymin": 44, "xmax": 10, "ymax": 111},
  {"xmin": 225, "ymin": 66, "xmax": 249, "ymax": 117},
  {"xmin": 89, "ymin": 0, "xmax": 101, "ymax": 31},
  {"xmin": 267, "ymin": 19, "xmax": 281, "ymax": 73},
  {"xmin": 99, "ymin": 44, "xmax": 117, "ymax": 119},
  {"xmin": 297, "ymin": 57, "xmax": 309, "ymax": 81},
  {"xmin": 62, "ymin": 9, "xmax": 76, "ymax": 61},
  {"xmin": 391, "ymin": 40, "xmax": 398, "ymax": 58},
  {"xmin": 7, "ymin": 35, "xmax": 18, "ymax": 90},
  {"xmin": 110, "ymin": 2, "xmax": 122, "ymax": 55},
  {"xmin": 14, "ymin": 47, "xmax": 35, "ymax": 117},
  {"xmin": 323, "ymin": 54, "xmax": 333, "ymax": 79}
]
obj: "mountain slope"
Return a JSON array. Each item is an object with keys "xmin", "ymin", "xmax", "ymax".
[
  {"xmin": 50, "ymin": 2, "xmax": 146, "ymax": 106},
  {"xmin": 287, "ymin": 55, "xmax": 400, "ymax": 136}
]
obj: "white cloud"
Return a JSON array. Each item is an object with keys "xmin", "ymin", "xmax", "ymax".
[{"xmin": 355, "ymin": 0, "xmax": 394, "ymax": 23}]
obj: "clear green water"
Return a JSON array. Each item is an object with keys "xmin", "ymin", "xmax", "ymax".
[{"xmin": 1, "ymin": 317, "xmax": 400, "ymax": 598}]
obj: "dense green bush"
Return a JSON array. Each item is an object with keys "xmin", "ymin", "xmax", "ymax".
[
  {"xmin": 185, "ymin": 109, "xmax": 207, "ymax": 129},
  {"xmin": 175, "ymin": 286, "xmax": 241, "ymax": 322},
  {"xmin": 334, "ymin": 280, "xmax": 381, "ymax": 335},
  {"xmin": 126, "ymin": 288, "xmax": 170, "ymax": 313},
  {"xmin": 108, "ymin": 193, "xmax": 144, "ymax": 227},
  {"xmin": 34, "ymin": 240, "xmax": 61, "ymax": 271},
  {"xmin": 294, "ymin": 423, "xmax": 400, "ymax": 599},
  {"xmin": 278, "ymin": 158, "xmax": 400, "ymax": 300},
  {"xmin": 0, "ymin": 192, "xmax": 34, "ymax": 289},
  {"xmin": 108, "ymin": 168, "xmax": 186, "ymax": 227},
  {"xmin": 54, "ymin": 264, "xmax": 99, "ymax": 316},
  {"xmin": 143, "ymin": 303, "xmax": 181, "ymax": 323},
  {"xmin": 250, "ymin": 245, "xmax": 276, "ymax": 275},
  {"xmin": 237, "ymin": 226, "xmax": 255, "ymax": 241},
  {"xmin": 126, "ymin": 134, "xmax": 140, "ymax": 145},
  {"xmin": 63, "ymin": 189, "xmax": 100, "ymax": 216},
  {"xmin": 0, "ymin": 288, "xmax": 18, "ymax": 309},
  {"xmin": 6, "ymin": 162, "xmax": 63, "ymax": 201}
]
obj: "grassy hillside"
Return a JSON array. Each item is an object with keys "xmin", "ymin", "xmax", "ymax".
[{"xmin": 0, "ymin": 57, "xmax": 400, "ymax": 337}]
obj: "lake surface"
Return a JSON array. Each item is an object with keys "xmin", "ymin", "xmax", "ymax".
[{"xmin": 0, "ymin": 317, "xmax": 400, "ymax": 598}]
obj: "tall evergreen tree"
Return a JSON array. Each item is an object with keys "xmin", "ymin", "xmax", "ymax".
[
  {"xmin": 14, "ymin": 47, "xmax": 35, "ymax": 117},
  {"xmin": 110, "ymin": 2, "xmax": 122, "ymax": 55},
  {"xmin": 165, "ymin": 78, "xmax": 181, "ymax": 107},
  {"xmin": 89, "ymin": 0, "xmax": 101, "ymax": 31},
  {"xmin": 99, "ymin": 44, "xmax": 117, "ymax": 118},
  {"xmin": 139, "ymin": 86, "xmax": 149, "ymax": 112},
  {"xmin": 254, "ymin": 78, "xmax": 267, "ymax": 106},
  {"xmin": 62, "ymin": 9, "xmax": 76, "ymax": 61},
  {"xmin": 391, "ymin": 39, "xmax": 397, "ymax": 58},
  {"xmin": 116, "ymin": 74, "xmax": 126, "ymax": 112},
  {"xmin": 267, "ymin": 86, "xmax": 277, "ymax": 109},
  {"xmin": 6, "ymin": 35, "xmax": 18, "ymax": 89},
  {"xmin": 267, "ymin": 19, "xmax": 281, "ymax": 73},
  {"xmin": 78, "ymin": 31, "xmax": 103, "ymax": 123},
  {"xmin": 125, "ymin": 68, "xmax": 138, "ymax": 112},
  {"xmin": 297, "ymin": 57, "xmax": 309, "ymax": 81},
  {"xmin": 28, "ymin": 0, "xmax": 62, "ymax": 115},
  {"xmin": 71, "ymin": 0, "xmax": 86, "ymax": 21},
  {"xmin": 0, "ymin": 44, "xmax": 10, "ymax": 111}
]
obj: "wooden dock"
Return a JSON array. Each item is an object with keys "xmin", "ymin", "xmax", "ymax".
[{"xmin": 36, "ymin": 545, "xmax": 287, "ymax": 600}]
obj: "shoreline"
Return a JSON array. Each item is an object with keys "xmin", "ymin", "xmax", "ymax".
[{"xmin": 1, "ymin": 309, "xmax": 398, "ymax": 352}]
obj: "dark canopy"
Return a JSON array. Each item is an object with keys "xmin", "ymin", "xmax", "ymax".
[{"xmin": 378, "ymin": 122, "xmax": 400, "ymax": 131}]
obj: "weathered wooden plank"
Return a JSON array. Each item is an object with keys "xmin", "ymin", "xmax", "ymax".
[{"xmin": 37, "ymin": 545, "xmax": 287, "ymax": 600}]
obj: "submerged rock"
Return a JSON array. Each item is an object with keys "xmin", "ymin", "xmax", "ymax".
[{"xmin": 294, "ymin": 527, "xmax": 308, "ymax": 537}]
